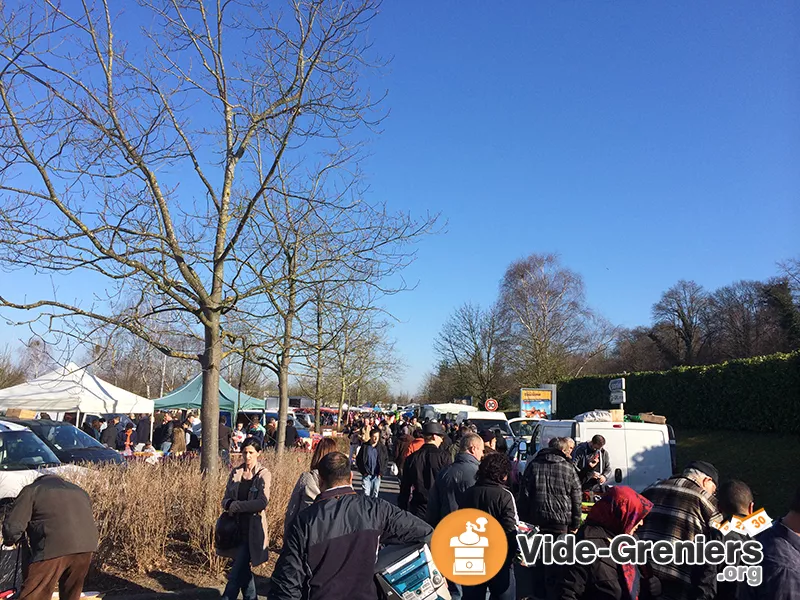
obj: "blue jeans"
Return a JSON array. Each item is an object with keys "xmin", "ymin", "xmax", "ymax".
[
  {"xmin": 221, "ymin": 542, "xmax": 257, "ymax": 600},
  {"xmin": 349, "ymin": 444, "xmax": 359, "ymax": 465},
  {"xmin": 160, "ymin": 441, "xmax": 172, "ymax": 453},
  {"xmin": 362, "ymin": 474, "xmax": 381, "ymax": 498}
]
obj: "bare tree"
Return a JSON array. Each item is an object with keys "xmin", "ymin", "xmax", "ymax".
[
  {"xmin": 0, "ymin": 0, "xmax": 392, "ymax": 474},
  {"xmin": 325, "ymin": 286, "xmax": 400, "ymax": 427},
  {"xmin": 18, "ymin": 336, "xmax": 55, "ymax": 379},
  {"xmin": 0, "ymin": 346, "xmax": 25, "ymax": 389},
  {"xmin": 236, "ymin": 166, "xmax": 433, "ymax": 452},
  {"xmin": 498, "ymin": 253, "xmax": 615, "ymax": 384},
  {"xmin": 778, "ymin": 257, "xmax": 800, "ymax": 305},
  {"xmin": 707, "ymin": 280, "xmax": 782, "ymax": 360},
  {"xmin": 649, "ymin": 280, "xmax": 712, "ymax": 366},
  {"xmin": 433, "ymin": 302, "xmax": 505, "ymax": 403}
]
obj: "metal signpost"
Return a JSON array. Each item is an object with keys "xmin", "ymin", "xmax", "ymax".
[{"xmin": 609, "ymin": 378, "xmax": 626, "ymax": 405}]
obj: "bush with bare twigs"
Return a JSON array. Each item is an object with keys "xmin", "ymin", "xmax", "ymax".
[{"xmin": 61, "ymin": 450, "xmax": 311, "ymax": 579}]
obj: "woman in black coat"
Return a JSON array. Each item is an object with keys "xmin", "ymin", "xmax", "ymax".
[
  {"xmin": 458, "ymin": 452, "xmax": 518, "ymax": 600},
  {"xmin": 557, "ymin": 486, "xmax": 661, "ymax": 600}
]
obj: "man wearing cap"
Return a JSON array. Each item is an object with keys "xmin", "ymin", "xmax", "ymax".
[
  {"xmin": 398, "ymin": 421, "xmax": 452, "ymax": 519},
  {"xmin": 480, "ymin": 430, "xmax": 497, "ymax": 455},
  {"xmin": 638, "ymin": 460, "xmax": 723, "ymax": 600}
]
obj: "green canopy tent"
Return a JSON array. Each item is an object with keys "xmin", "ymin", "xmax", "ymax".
[{"xmin": 153, "ymin": 374, "xmax": 264, "ymax": 412}]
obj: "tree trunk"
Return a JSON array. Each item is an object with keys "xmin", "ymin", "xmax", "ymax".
[
  {"xmin": 314, "ymin": 296, "xmax": 323, "ymax": 432},
  {"xmin": 337, "ymin": 373, "xmax": 346, "ymax": 432},
  {"xmin": 200, "ymin": 315, "xmax": 222, "ymax": 475},
  {"xmin": 160, "ymin": 353, "xmax": 167, "ymax": 398},
  {"xmin": 277, "ymin": 361, "xmax": 290, "ymax": 456},
  {"xmin": 314, "ymin": 367, "xmax": 322, "ymax": 433},
  {"xmin": 276, "ymin": 269, "xmax": 297, "ymax": 456}
]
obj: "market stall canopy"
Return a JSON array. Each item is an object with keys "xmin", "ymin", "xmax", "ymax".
[
  {"xmin": 0, "ymin": 362, "xmax": 154, "ymax": 415},
  {"xmin": 154, "ymin": 374, "xmax": 264, "ymax": 412}
]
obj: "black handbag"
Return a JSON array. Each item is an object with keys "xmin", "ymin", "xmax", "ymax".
[{"xmin": 215, "ymin": 512, "xmax": 240, "ymax": 551}]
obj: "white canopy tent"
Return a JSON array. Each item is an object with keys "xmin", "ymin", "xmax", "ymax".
[
  {"xmin": 426, "ymin": 403, "xmax": 479, "ymax": 415},
  {"xmin": 0, "ymin": 362, "xmax": 154, "ymax": 417}
]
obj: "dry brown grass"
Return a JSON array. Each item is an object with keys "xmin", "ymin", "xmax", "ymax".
[{"xmin": 63, "ymin": 449, "xmax": 311, "ymax": 580}]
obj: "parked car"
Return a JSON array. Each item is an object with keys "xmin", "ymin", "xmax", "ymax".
[
  {"xmin": 456, "ymin": 410, "xmax": 513, "ymax": 448},
  {"xmin": 0, "ymin": 419, "xmax": 84, "ymax": 508},
  {"xmin": 2, "ymin": 418, "xmax": 124, "ymax": 466},
  {"xmin": 261, "ymin": 412, "xmax": 311, "ymax": 449},
  {"xmin": 508, "ymin": 417, "xmax": 539, "ymax": 439}
]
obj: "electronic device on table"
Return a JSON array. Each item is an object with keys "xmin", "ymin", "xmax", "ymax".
[{"xmin": 375, "ymin": 543, "xmax": 450, "ymax": 600}]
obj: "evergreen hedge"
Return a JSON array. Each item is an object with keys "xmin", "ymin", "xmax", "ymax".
[{"xmin": 555, "ymin": 351, "xmax": 800, "ymax": 433}]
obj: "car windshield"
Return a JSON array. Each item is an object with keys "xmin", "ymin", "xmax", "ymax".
[
  {"xmin": 37, "ymin": 423, "xmax": 105, "ymax": 451},
  {"xmin": 470, "ymin": 419, "xmax": 512, "ymax": 435},
  {"xmin": 510, "ymin": 420, "xmax": 537, "ymax": 438},
  {"xmin": 0, "ymin": 431, "xmax": 61, "ymax": 470}
]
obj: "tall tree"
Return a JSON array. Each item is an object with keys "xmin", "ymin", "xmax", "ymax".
[
  {"xmin": 498, "ymin": 253, "xmax": 614, "ymax": 384},
  {"xmin": 0, "ymin": 0, "xmax": 392, "ymax": 474},
  {"xmin": 707, "ymin": 280, "xmax": 782, "ymax": 360},
  {"xmin": 433, "ymin": 303, "xmax": 505, "ymax": 404},
  {"xmin": 649, "ymin": 280, "xmax": 712, "ymax": 366}
]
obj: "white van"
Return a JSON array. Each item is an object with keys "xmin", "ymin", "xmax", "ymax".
[
  {"xmin": 456, "ymin": 411, "xmax": 512, "ymax": 435},
  {"xmin": 529, "ymin": 419, "xmax": 676, "ymax": 492}
]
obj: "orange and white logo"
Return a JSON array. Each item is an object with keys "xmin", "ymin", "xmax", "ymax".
[{"xmin": 430, "ymin": 509, "xmax": 508, "ymax": 586}]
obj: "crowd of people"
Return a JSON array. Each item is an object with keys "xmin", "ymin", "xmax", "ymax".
[
  {"xmin": 270, "ymin": 412, "xmax": 800, "ymax": 600},
  {"xmin": 4, "ymin": 410, "xmax": 799, "ymax": 600},
  {"xmin": 79, "ymin": 411, "xmax": 307, "ymax": 459}
]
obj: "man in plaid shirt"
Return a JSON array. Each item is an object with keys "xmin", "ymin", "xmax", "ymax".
[{"xmin": 638, "ymin": 460, "xmax": 723, "ymax": 600}]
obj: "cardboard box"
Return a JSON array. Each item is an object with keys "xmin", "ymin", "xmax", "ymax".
[
  {"xmin": 639, "ymin": 412, "xmax": 667, "ymax": 425},
  {"xmin": 4, "ymin": 409, "xmax": 37, "ymax": 419},
  {"xmin": 609, "ymin": 409, "xmax": 624, "ymax": 422}
]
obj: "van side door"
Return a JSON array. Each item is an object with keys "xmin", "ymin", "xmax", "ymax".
[{"xmin": 623, "ymin": 425, "xmax": 673, "ymax": 492}]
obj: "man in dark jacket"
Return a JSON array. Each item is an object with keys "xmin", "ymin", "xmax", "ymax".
[
  {"xmin": 154, "ymin": 413, "xmax": 175, "ymax": 452},
  {"xmin": 458, "ymin": 452, "xmax": 518, "ymax": 600},
  {"xmin": 519, "ymin": 437, "xmax": 582, "ymax": 600},
  {"xmin": 136, "ymin": 414, "xmax": 151, "ymax": 445},
  {"xmin": 355, "ymin": 428, "xmax": 389, "ymax": 498},
  {"xmin": 2, "ymin": 475, "xmax": 99, "ymax": 600},
  {"xmin": 713, "ymin": 480, "xmax": 753, "ymax": 600},
  {"xmin": 520, "ymin": 437, "xmax": 582, "ymax": 533},
  {"xmin": 115, "ymin": 422, "xmax": 136, "ymax": 451},
  {"xmin": 99, "ymin": 415, "xmax": 119, "ymax": 448},
  {"xmin": 398, "ymin": 421, "xmax": 452, "ymax": 518},
  {"xmin": 427, "ymin": 432, "xmax": 484, "ymax": 526},
  {"xmin": 638, "ymin": 461, "xmax": 722, "ymax": 600},
  {"xmin": 269, "ymin": 452, "xmax": 433, "ymax": 600},
  {"xmin": 285, "ymin": 419, "xmax": 301, "ymax": 449},
  {"xmin": 426, "ymin": 432, "xmax": 483, "ymax": 600},
  {"xmin": 572, "ymin": 434, "xmax": 613, "ymax": 491},
  {"xmin": 748, "ymin": 485, "xmax": 800, "ymax": 600}
]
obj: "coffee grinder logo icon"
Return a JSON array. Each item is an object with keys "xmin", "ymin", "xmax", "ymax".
[{"xmin": 451, "ymin": 517, "xmax": 489, "ymax": 576}]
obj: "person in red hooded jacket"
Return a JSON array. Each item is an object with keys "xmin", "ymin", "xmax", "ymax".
[{"xmin": 557, "ymin": 486, "xmax": 662, "ymax": 600}]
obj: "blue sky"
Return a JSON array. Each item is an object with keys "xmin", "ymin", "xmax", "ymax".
[
  {"xmin": 1, "ymin": 1, "xmax": 798, "ymax": 396},
  {"xmin": 365, "ymin": 1, "xmax": 799, "ymax": 394}
]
